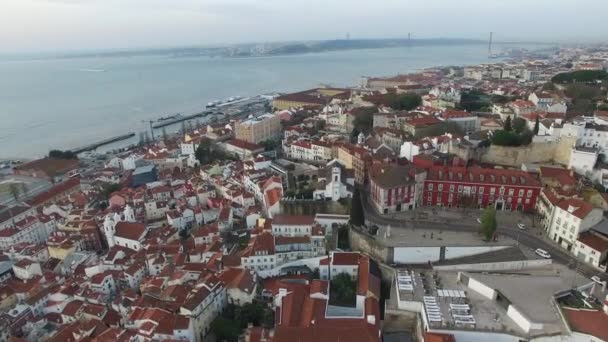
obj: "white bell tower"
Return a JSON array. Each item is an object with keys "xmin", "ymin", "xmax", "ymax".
[
  {"xmin": 124, "ymin": 205, "xmax": 135, "ymax": 222},
  {"xmin": 357, "ymin": 132, "xmax": 365, "ymax": 145},
  {"xmin": 103, "ymin": 215, "xmax": 116, "ymax": 248}
]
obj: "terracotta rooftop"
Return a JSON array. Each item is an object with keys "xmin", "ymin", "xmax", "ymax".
[
  {"xmin": 226, "ymin": 139, "xmax": 263, "ymax": 152},
  {"xmin": 369, "ymin": 164, "xmax": 417, "ymax": 189},
  {"xmin": 577, "ymin": 231, "xmax": 608, "ymax": 252},
  {"xmin": 272, "ymin": 215, "xmax": 315, "ymax": 226},
  {"xmin": 562, "ymin": 308, "xmax": 608, "ymax": 341},
  {"xmin": 426, "ymin": 166, "xmax": 541, "ymax": 187},
  {"xmin": 114, "ymin": 221, "xmax": 147, "ymax": 241},
  {"xmin": 556, "ymin": 198, "xmax": 594, "ymax": 219}
]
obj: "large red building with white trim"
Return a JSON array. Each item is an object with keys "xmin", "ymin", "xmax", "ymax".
[
  {"xmin": 369, "ymin": 164, "xmax": 423, "ymax": 214},
  {"xmin": 422, "ymin": 166, "xmax": 542, "ymax": 211}
]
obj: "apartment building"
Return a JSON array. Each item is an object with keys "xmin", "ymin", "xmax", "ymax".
[{"xmin": 235, "ymin": 114, "xmax": 281, "ymax": 144}]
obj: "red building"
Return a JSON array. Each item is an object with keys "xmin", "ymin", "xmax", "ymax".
[
  {"xmin": 369, "ymin": 164, "xmax": 422, "ymax": 214},
  {"xmin": 423, "ymin": 166, "xmax": 541, "ymax": 211}
]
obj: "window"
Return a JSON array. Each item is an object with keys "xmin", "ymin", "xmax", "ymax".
[
  {"xmin": 518, "ymin": 189, "xmax": 524, "ymax": 197},
  {"xmin": 479, "ymin": 187, "xmax": 484, "ymax": 194},
  {"xmin": 449, "ymin": 184, "xmax": 455, "ymax": 192},
  {"xmin": 458, "ymin": 185, "xmax": 463, "ymax": 193},
  {"xmin": 508, "ymin": 189, "xmax": 514, "ymax": 196},
  {"xmin": 438, "ymin": 184, "xmax": 443, "ymax": 191},
  {"xmin": 428, "ymin": 183, "xmax": 433, "ymax": 190},
  {"xmin": 490, "ymin": 187, "xmax": 495, "ymax": 195},
  {"xmin": 526, "ymin": 190, "xmax": 533, "ymax": 197}
]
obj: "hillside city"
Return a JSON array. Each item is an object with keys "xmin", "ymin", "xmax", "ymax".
[{"xmin": 4, "ymin": 45, "xmax": 608, "ymax": 342}]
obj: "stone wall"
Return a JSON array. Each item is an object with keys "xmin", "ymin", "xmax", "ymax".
[
  {"xmin": 480, "ymin": 137, "xmax": 576, "ymax": 167},
  {"xmin": 349, "ymin": 227, "xmax": 392, "ymax": 263}
]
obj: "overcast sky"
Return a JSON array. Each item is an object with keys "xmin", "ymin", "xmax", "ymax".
[{"xmin": 2, "ymin": 0, "xmax": 608, "ymax": 53}]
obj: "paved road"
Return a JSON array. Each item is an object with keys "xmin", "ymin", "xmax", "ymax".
[{"xmin": 361, "ymin": 192, "xmax": 608, "ymax": 282}]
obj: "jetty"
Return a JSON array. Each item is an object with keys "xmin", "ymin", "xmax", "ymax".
[
  {"xmin": 151, "ymin": 112, "xmax": 205, "ymax": 129},
  {"xmin": 71, "ymin": 132, "xmax": 136, "ymax": 153}
]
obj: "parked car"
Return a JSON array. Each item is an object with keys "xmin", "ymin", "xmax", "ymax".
[
  {"xmin": 591, "ymin": 275, "xmax": 603, "ymax": 284},
  {"xmin": 535, "ymin": 248, "xmax": 551, "ymax": 259},
  {"xmin": 517, "ymin": 223, "xmax": 526, "ymax": 230},
  {"xmin": 476, "ymin": 218, "xmax": 481, "ymax": 224}
]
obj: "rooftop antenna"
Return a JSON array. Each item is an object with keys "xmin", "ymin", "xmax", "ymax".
[{"xmin": 488, "ymin": 32, "xmax": 493, "ymax": 57}]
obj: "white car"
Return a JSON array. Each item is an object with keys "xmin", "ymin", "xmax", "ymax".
[
  {"xmin": 535, "ymin": 248, "xmax": 551, "ymax": 259},
  {"xmin": 591, "ymin": 276, "xmax": 603, "ymax": 284},
  {"xmin": 517, "ymin": 223, "xmax": 526, "ymax": 230},
  {"xmin": 476, "ymin": 218, "xmax": 482, "ymax": 224}
]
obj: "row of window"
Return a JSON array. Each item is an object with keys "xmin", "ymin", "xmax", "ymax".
[{"xmin": 427, "ymin": 183, "xmax": 534, "ymax": 197}]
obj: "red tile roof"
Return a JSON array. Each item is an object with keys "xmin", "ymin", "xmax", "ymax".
[
  {"xmin": 226, "ymin": 139, "xmax": 263, "ymax": 152},
  {"xmin": 405, "ymin": 116, "xmax": 442, "ymax": 127},
  {"xmin": 272, "ymin": 215, "xmax": 315, "ymax": 226},
  {"xmin": 332, "ymin": 252, "xmax": 360, "ymax": 266},
  {"xmin": 425, "ymin": 332, "xmax": 456, "ymax": 342},
  {"xmin": 426, "ymin": 166, "xmax": 541, "ymax": 187},
  {"xmin": 114, "ymin": 222, "xmax": 147, "ymax": 241},
  {"xmin": 577, "ymin": 231, "xmax": 608, "ymax": 252},
  {"xmin": 539, "ymin": 167, "xmax": 576, "ymax": 187},
  {"xmin": 441, "ymin": 109, "xmax": 471, "ymax": 119},
  {"xmin": 264, "ymin": 188, "xmax": 283, "ymax": 208},
  {"xmin": 26, "ymin": 176, "xmax": 81, "ymax": 206},
  {"xmin": 562, "ymin": 308, "xmax": 608, "ymax": 341},
  {"xmin": 556, "ymin": 198, "xmax": 594, "ymax": 219}
]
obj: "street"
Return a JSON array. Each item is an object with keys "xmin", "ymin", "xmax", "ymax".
[{"xmin": 361, "ymin": 192, "xmax": 607, "ymax": 282}]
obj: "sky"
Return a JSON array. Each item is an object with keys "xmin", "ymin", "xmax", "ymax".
[{"xmin": 1, "ymin": 0, "xmax": 608, "ymax": 53}]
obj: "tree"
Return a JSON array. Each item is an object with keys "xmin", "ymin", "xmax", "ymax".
[
  {"xmin": 542, "ymin": 82, "xmax": 556, "ymax": 91},
  {"xmin": 387, "ymin": 93, "xmax": 422, "ymax": 111},
  {"xmin": 211, "ymin": 317, "xmax": 240, "ymax": 342},
  {"xmin": 48, "ymin": 149, "xmax": 78, "ymax": 160},
  {"xmin": 504, "ymin": 116, "xmax": 512, "ymax": 131},
  {"xmin": 329, "ymin": 273, "xmax": 357, "ymax": 307},
  {"xmin": 235, "ymin": 302, "xmax": 265, "ymax": 328},
  {"xmin": 350, "ymin": 188, "xmax": 365, "ymax": 227},
  {"xmin": 315, "ymin": 120, "xmax": 326, "ymax": 131},
  {"xmin": 458, "ymin": 89, "xmax": 490, "ymax": 112},
  {"xmin": 551, "ymin": 70, "xmax": 608, "ymax": 84},
  {"xmin": 533, "ymin": 116, "xmax": 540, "ymax": 135},
  {"xmin": 9, "ymin": 183, "xmax": 21, "ymax": 203},
  {"xmin": 102, "ymin": 183, "xmax": 122, "ymax": 200},
  {"xmin": 337, "ymin": 225, "xmax": 350, "ymax": 250},
  {"xmin": 195, "ymin": 139, "xmax": 236, "ymax": 165},
  {"xmin": 479, "ymin": 207, "xmax": 497, "ymax": 241},
  {"xmin": 352, "ymin": 107, "xmax": 376, "ymax": 134},
  {"xmin": 259, "ymin": 139, "xmax": 279, "ymax": 152},
  {"xmin": 491, "ymin": 130, "xmax": 522, "ymax": 146},
  {"xmin": 512, "ymin": 117, "xmax": 527, "ymax": 134}
]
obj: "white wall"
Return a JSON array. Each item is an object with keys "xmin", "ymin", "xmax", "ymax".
[
  {"xmin": 393, "ymin": 247, "xmax": 440, "ymax": 263},
  {"xmin": 467, "ymin": 277, "xmax": 496, "ymax": 300},
  {"xmin": 444, "ymin": 246, "xmax": 509, "ymax": 259},
  {"xmin": 507, "ymin": 305, "xmax": 542, "ymax": 333}
]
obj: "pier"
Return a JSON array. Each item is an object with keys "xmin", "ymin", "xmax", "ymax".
[
  {"xmin": 71, "ymin": 132, "xmax": 136, "ymax": 154},
  {"xmin": 151, "ymin": 113, "xmax": 204, "ymax": 129}
]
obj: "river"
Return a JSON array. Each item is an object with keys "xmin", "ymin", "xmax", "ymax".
[{"xmin": 0, "ymin": 44, "xmax": 532, "ymax": 158}]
